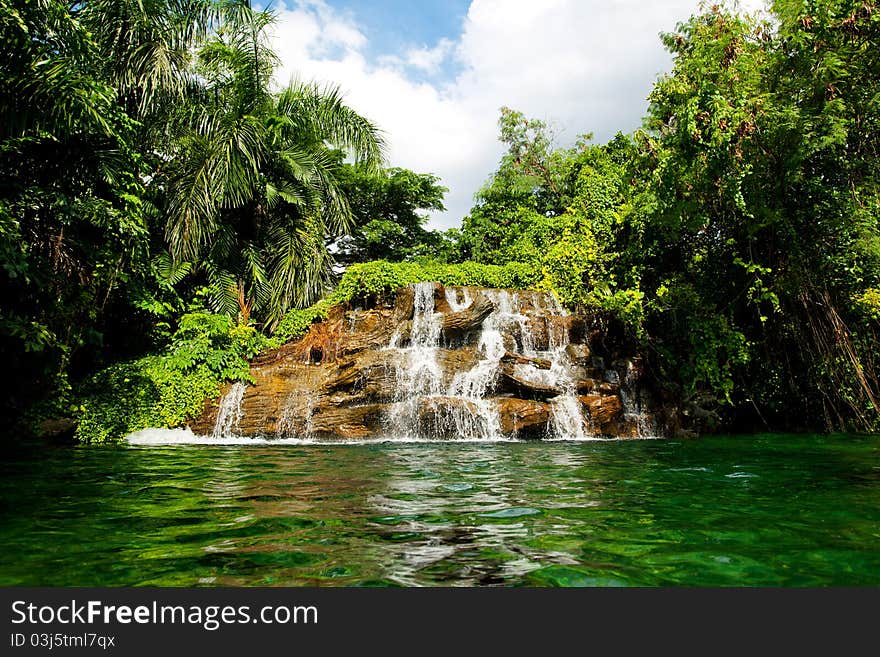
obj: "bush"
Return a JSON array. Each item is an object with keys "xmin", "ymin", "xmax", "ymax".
[
  {"xmin": 73, "ymin": 313, "xmax": 265, "ymax": 443},
  {"xmin": 271, "ymin": 259, "xmax": 542, "ymax": 345}
]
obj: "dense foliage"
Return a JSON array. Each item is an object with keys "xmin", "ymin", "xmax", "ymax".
[
  {"xmin": 333, "ymin": 164, "xmax": 455, "ymax": 264},
  {"xmin": 4, "ymin": 0, "xmax": 879, "ymax": 440},
  {"xmin": 459, "ymin": 1, "xmax": 880, "ymax": 432},
  {"xmin": 74, "ymin": 313, "xmax": 264, "ymax": 443},
  {"xmin": 1, "ymin": 1, "xmax": 407, "ymax": 432}
]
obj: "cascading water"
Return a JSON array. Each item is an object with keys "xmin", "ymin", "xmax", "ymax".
[
  {"xmin": 444, "ymin": 287, "xmax": 472, "ymax": 312},
  {"xmin": 383, "ymin": 284, "xmax": 593, "ymax": 440},
  {"xmin": 170, "ymin": 281, "xmax": 642, "ymax": 444},
  {"xmin": 277, "ymin": 391, "xmax": 314, "ymax": 438},
  {"xmin": 545, "ymin": 317, "xmax": 590, "ymax": 440},
  {"xmin": 386, "ymin": 282, "xmax": 444, "ymax": 436},
  {"xmin": 620, "ymin": 360, "xmax": 654, "ymax": 438},
  {"xmin": 212, "ymin": 381, "xmax": 246, "ymax": 439},
  {"xmin": 443, "ymin": 293, "xmax": 506, "ymax": 440}
]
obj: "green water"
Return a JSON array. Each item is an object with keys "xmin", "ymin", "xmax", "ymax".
[{"xmin": 1, "ymin": 434, "xmax": 879, "ymax": 586}]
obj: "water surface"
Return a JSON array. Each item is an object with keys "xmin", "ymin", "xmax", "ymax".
[{"xmin": 1, "ymin": 434, "xmax": 878, "ymax": 586}]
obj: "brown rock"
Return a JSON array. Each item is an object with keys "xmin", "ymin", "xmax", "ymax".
[
  {"xmin": 575, "ymin": 378, "xmax": 600, "ymax": 394},
  {"xmin": 498, "ymin": 364, "xmax": 560, "ymax": 400},
  {"xmin": 415, "ymin": 396, "xmax": 481, "ymax": 438},
  {"xmin": 525, "ymin": 315, "xmax": 549, "ymax": 351},
  {"xmin": 440, "ymin": 294, "xmax": 494, "ymax": 339},
  {"xmin": 310, "ymin": 404, "xmax": 386, "ymax": 439},
  {"xmin": 496, "ymin": 398, "xmax": 551, "ymax": 438},
  {"xmin": 579, "ymin": 394, "xmax": 623, "ymax": 435},
  {"xmin": 501, "ymin": 352, "xmax": 551, "ymax": 369},
  {"xmin": 565, "ymin": 343, "xmax": 592, "ymax": 364}
]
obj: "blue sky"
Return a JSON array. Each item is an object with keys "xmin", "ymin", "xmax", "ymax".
[
  {"xmin": 269, "ymin": 1, "xmax": 766, "ymax": 229},
  {"xmin": 331, "ymin": 0, "xmax": 470, "ymax": 55}
]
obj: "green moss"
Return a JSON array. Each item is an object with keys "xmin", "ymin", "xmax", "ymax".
[
  {"xmin": 271, "ymin": 259, "xmax": 541, "ymax": 346},
  {"xmin": 331, "ymin": 259, "xmax": 539, "ymax": 300}
]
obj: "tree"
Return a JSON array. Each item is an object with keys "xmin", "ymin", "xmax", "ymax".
[
  {"xmin": 0, "ymin": 0, "xmax": 154, "ymax": 418},
  {"xmin": 333, "ymin": 164, "xmax": 447, "ymax": 264},
  {"xmin": 159, "ymin": 5, "xmax": 385, "ymax": 327},
  {"xmin": 459, "ymin": 107, "xmax": 588, "ymax": 262},
  {"xmin": 640, "ymin": 1, "xmax": 880, "ymax": 430}
]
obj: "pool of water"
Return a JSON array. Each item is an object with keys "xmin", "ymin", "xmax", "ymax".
[{"xmin": 1, "ymin": 434, "xmax": 878, "ymax": 586}]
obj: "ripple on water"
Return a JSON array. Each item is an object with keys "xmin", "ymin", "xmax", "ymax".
[{"xmin": 1, "ymin": 434, "xmax": 879, "ymax": 586}]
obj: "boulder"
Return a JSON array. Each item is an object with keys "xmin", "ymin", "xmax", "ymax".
[
  {"xmin": 496, "ymin": 398, "xmax": 551, "ymax": 438},
  {"xmin": 565, "ymin": 343, "xmax": 591, "ymax": 365},
  {"xmin": 498, "ymin": 363, "xmax": 560, "ymax": 400},
  {"xmin": 579, "ymin": 394, "xmax": 623, "ymax": 435}
]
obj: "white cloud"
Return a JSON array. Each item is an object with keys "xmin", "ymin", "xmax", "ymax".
[
  {"xmin": 405, "ymin": 38, "xmax": 455, "ymax": 73},
  {"xmin": 271, "ymin": 0, "xmax": 770, "ymax": 229}
]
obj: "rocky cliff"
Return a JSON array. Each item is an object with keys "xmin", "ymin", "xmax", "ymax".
[{"xmin": 190, "ymin": 283, "xmax": 660, "ymax": 440}]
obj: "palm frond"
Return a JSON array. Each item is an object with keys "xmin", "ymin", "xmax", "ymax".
[{"xmin": 276, "ymin": 79, "xmax": 386, "ymax": 169}]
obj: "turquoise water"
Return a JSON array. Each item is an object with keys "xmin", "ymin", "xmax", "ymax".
[{"xmin": 1, "ymin": 434, "xmax": 879, "ymax": 586}]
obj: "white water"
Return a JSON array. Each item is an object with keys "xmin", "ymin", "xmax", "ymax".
[
  {"xmin": 130, "ymin": 284, "xmax": 630, "ymax": 445},
  {"xmin": 444, "ymin": 290, "xmax": 507, "ymax": 440},
  {"xmin": 127, "ymin": 428, "xmax": 609, "ymax": 446},
  {"xmin": 545, "ymin": 314, "xmax": 591, "ymax": 440},
  {"xmin": 386, "ymin": 282, "xmax": 445, "ymax": 435},
  {"xmin": 276, "ymin": 391, "xmax": 314, "ymax": 438},
  {"xmin": 382, "ymin": 284, "xmax": 594, "ymax": 441},
  {"xmin": 443, "ymin": 286, "xmax": 472, "ymax": 312},
  {"xmin": 211, "ymin": 381, "xmax": 246, "ymax": 439}
]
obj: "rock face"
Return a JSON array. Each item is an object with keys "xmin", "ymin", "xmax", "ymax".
[{"xmin": 190, "ymin": 282, "xmax": 660, "ymax": 440}]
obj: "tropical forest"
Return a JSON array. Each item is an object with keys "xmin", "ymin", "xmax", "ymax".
[{"xmin": 1, "ymin": 0, "xmax": 879, "ymax": 587}]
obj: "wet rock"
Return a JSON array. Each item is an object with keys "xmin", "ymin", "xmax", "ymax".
[
  {"xmin": 525, "ymin": 315, "xmax": 549, "ymax": 351},
  {"xmin": 500, "ymin": 352, "xmax": 551, "ymax": 370},
  {"xmin": 36, "ymin": 417, "xmax": 77, "ymax": 442},
  {"xmin": 564, "ymin": 343, "xmax": 591, "ymax": 365},
  {"xmin": 496, "ymin": 398, "xmax": 551, "ymax": 438},
  {"xmin": 189, "ymin": 282, "xmax": 664, "ymax": 440},
  {"xmin": 603, "ymin": 370, "xmax": 620, "ymax": 385},
  {"xmin": 415, "ymin": 396, "xmax": 481, "ymax": 438},
  {"xmin": 310, "ymin": 404, "xmax": 386, "ymax": 439},
  {"xmin": 579, "ymin": 394, "xmax": 623, "ymax": 435},
  {"xmin": 575, "ymin": 378, "xmax": 600, "ymax": 394},
  {"xmin": 498, "ymin": 363, "xmax": 561, "ymax": 400}
]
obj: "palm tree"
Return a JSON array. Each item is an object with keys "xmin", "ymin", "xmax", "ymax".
[
  {"xmin": 76, "ymin": 0, "xmax": 216, "ymax": 121},
  {"xmin": 0, "ymin": 0, "xmax": 117, "ymax": 141},
  {"xmin": 160, "ymin": 4, "xmax": 385, "ymax": 327}
]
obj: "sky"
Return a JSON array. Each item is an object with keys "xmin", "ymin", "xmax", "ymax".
[{"xmin": 267, "ymin": 0, "xmax": 766, "ymax": 229}]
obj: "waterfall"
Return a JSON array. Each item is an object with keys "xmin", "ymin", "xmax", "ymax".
[
  {"xmin": 277, "ymin": 391, "xmax": 314, "ymax": 438},
  {"xmin": 443, "ymin": 294, "xmax": 506, "ymax": 440},
  {"xmin": 188, "ymin": 282, "xmax": 639, "ymax": 442},
  {"xmin": 382, "ymin": 284, "xmax": 593, "ymax": 440},
  {"xmin": 386, "ymin": 282, "xmax": 444, "ymax": 436},
  {"xmin": 212, "ymin": 381, "xmax": 245, "ymax": 439},
  {"xmin": 444, "ymin": 286, "xmax": 472, "ymax": 312},
  {"xmin": 620, "ymin": 360, "xmax": 654, "ymax": 438},
  {"xmin": 546, "ymin": 319, "xmax": 590, "ymax": 440}
]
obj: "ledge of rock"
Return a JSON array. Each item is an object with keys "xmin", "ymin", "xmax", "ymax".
[{"xmin": 190, "ymin": 282, "xmax": 663, "ymax": 441}]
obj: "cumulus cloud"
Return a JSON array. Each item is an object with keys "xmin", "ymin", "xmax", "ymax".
[{"xmin": 270, "ymin": 0, "xmax": 768, "ymax": 229}]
